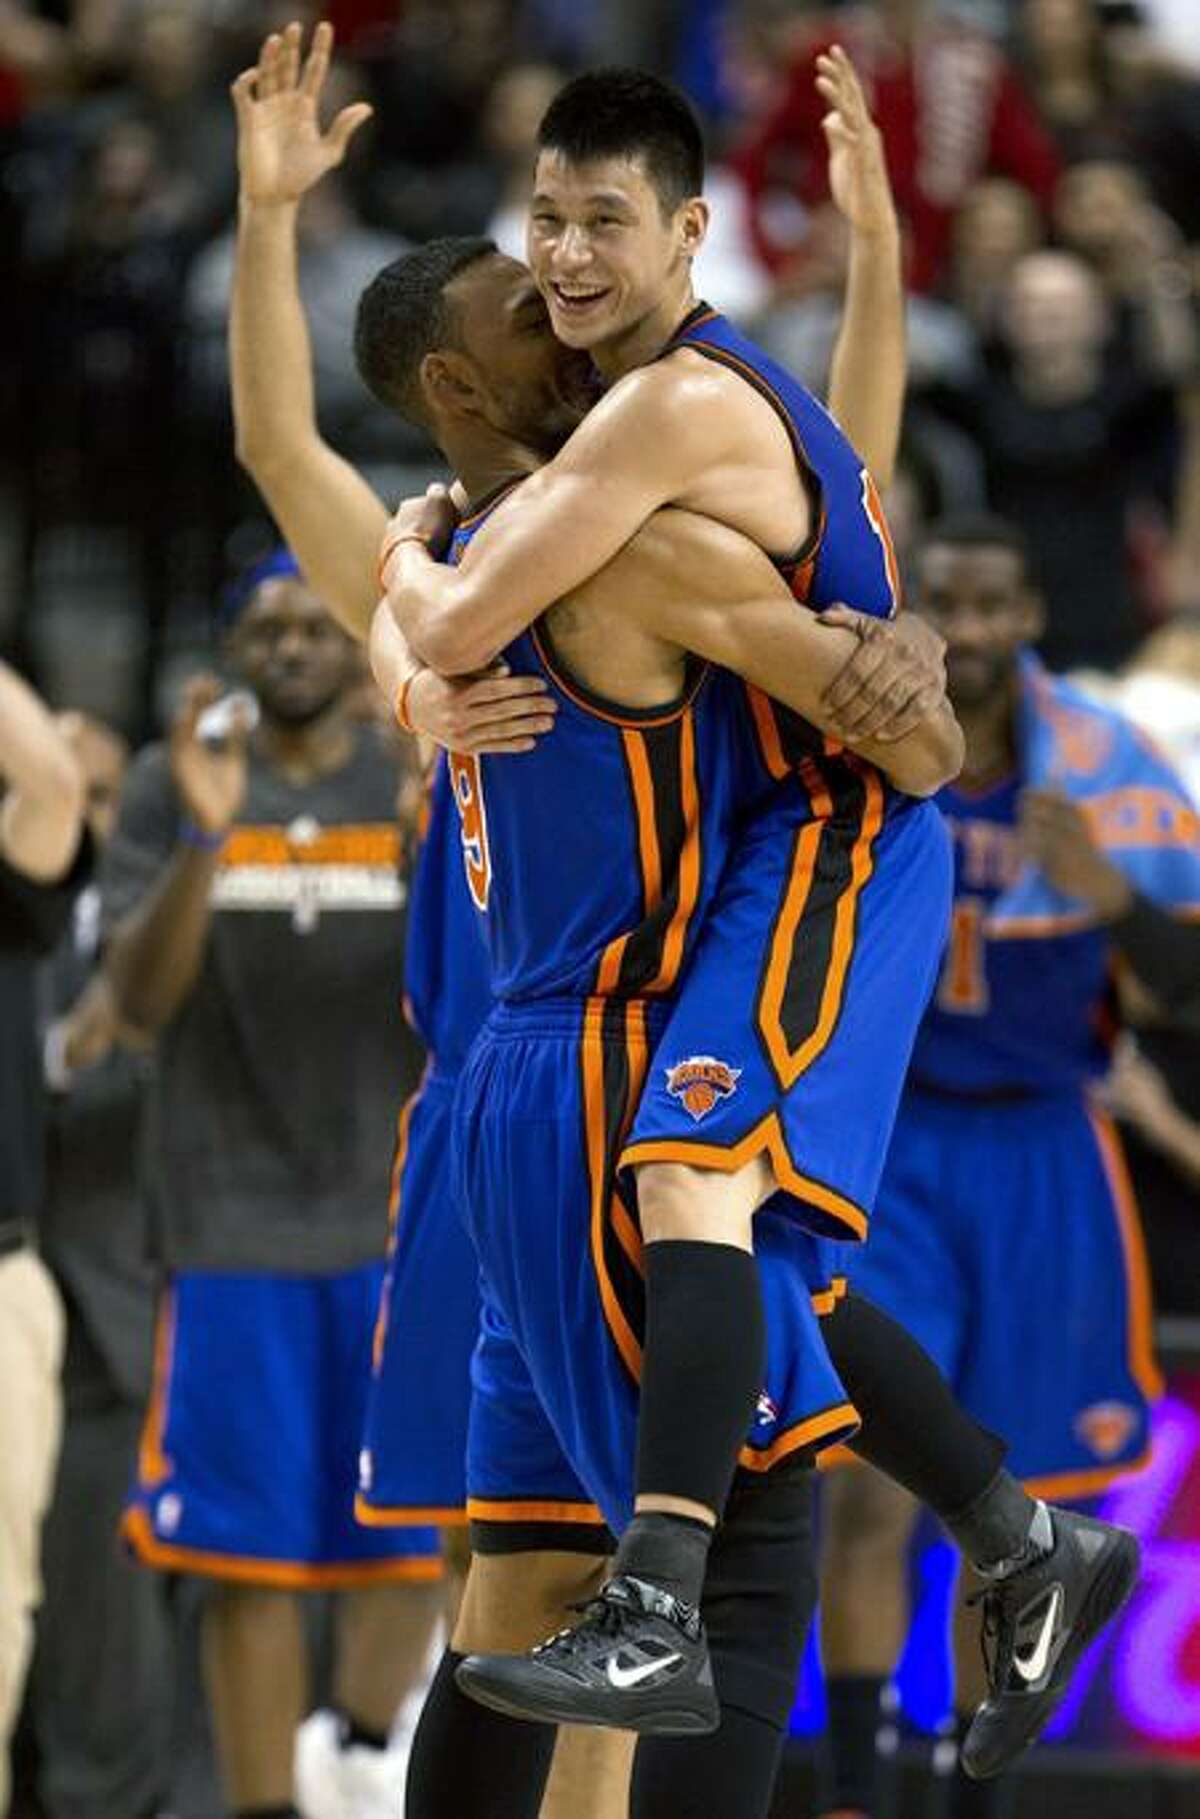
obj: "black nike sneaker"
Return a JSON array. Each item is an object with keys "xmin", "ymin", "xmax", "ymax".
[
  {"xmin": 960, "ymin": 1503, "xmax": 1140, "ymax": 1780},
  {"xmin": 455, "ymin": 1574, "xmax": 720, "ymax": 1735}
]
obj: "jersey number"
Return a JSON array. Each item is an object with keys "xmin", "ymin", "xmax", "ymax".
[
  {"xmin": 449, "ymin": 752, "xmax": 492, "ymax": 910},
  {"xmin": 938, "ymin": 897, "xmax": 989, "ymax": 1015}
]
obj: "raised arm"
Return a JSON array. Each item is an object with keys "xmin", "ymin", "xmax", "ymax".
[
  {"xmin": 230, "ymin": 21, "xmax": 383, "ymax": 639},
  {"xmin": 820, "ymin": 46, "xmax": 906, "ymax": 488},
  {"xmin": 0, "ymin": 659, "xmax": 84, "ymax": 881},
  {"xmin": 574, "ymin": 511, "xmax": 962, "ymax": 797}
]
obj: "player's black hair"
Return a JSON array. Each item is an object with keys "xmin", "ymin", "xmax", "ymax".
[
  {"xmin": 536, "ymin": 68, "xmax": 705, "ymax": 214},
  {"xmin": 923, "ymin": 511, "xmax": 1032, "ymax": 580},
  {"xmin": 354, "ymin": 237, "xmax": 498, "ymax": 425}
]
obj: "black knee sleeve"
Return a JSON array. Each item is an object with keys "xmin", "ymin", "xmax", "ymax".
[
  {"xmin": 826, "ymin": 1292, "xmax": 1007, "ymax": 1515},
  {"xmin": 702, "ymin": 1460, "xmax": 817, "ymax": 1730}
]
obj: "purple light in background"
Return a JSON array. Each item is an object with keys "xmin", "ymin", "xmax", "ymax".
[{"xmin": 1047, "ymin": 1395, "xmax": 1200, "ymax": 1746}]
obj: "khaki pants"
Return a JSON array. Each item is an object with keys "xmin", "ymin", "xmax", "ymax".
[{"xmin": 0, "ymin": 1250, "xmax": 64, "ymax": 1811}]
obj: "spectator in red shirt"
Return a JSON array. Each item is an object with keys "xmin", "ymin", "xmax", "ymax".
[{"xmin": 735, "ymin": 0, "xmax": 1060, "ymax": 294}]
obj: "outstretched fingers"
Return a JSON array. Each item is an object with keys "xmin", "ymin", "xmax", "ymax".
[{"xmin": 302, "ymin": 19, "xmax": 334, "ymax": 98}]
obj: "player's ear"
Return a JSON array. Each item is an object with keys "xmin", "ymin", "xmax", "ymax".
[
  {"xmin": 677, "ymin": 195, "xmax": 709, "ymax": 261},
  {"xmin": 420, "ymin": 350, "xmax": 483, "ymax": 420}
]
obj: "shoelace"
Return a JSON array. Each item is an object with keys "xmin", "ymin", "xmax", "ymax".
[{"xmin": 530, "ymin": 1592, "xmax": 628, "ymax": 1660}]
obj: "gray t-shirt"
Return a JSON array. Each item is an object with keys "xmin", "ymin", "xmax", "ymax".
[{"xmin": 101, "ymin": 726, "xmax": 425, "ymax": 1275}]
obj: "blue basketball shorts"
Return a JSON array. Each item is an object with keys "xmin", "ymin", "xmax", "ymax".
[
  {"xmin": 850, "ymin": 1088, "xmax": 1162, "ymax": 1494},
  {"xmin": 454, "ymin": 996, "xmax": 859, "ymax": 1544},
  {"xmin": 124, "ymin": 1264, "xmax": 442, "ymax": 1586},
  {"xmin": 356, "ymin": 1068, "xmax": 479, "ymax": 1528},
  {"xmin": 622, "ymin": 787, "xmax": 952, "ymax": 1245}
]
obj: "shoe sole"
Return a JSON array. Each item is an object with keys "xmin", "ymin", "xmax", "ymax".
[
  {"xmin": 962, "ymin": 1531, "xmax": 1141, "ymax": 1780},
  {"xmin": 455, "ymin": 1663, "xmax": 720, "ymax": 1736}
]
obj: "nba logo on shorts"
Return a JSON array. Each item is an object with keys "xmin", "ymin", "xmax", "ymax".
[
  {"xmin": 665, "ymin": 1055, "xmax": 742, "ymax": 1123},
  {"xmin": 1074, "ymin": 1401, "xmax": 1138, "ymax": 1460}
]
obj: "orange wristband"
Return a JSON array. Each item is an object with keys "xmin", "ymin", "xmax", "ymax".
[
  {"xmin": 377, "ymin": 531, "xmax": 429, "ymax": 593},
  {"xmin": 395, "ymin": 670, "xmax": 419, "ymax": 733}
]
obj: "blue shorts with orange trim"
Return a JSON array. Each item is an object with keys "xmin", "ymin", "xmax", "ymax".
[
  {"xmin": 455, "ymin": 996, "xmax": 859, "ymax": 1540},
  {"xmin": 848, "ymin": 1087, "xmax": 1162, "ymax": 1494},
  {"xmin": 356, "ymin": 1069, "xmax": 478, "ymax": 1528},
  {"xmin": 622, "ymin": 788, "xmax": 952, "ymax": 1243},
  {"xmin": 125, "ymin": 1265, "xmax": 442, "ymax": 1587}
]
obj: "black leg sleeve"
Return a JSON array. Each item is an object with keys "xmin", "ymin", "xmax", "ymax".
[{"xmin": 405, "ymin": 1650, "xmax": 555, "ymax": 1819}]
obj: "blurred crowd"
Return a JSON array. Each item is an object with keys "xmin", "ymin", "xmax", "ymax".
[
  {"xmin": 1, "ymin": 0, "xmax": 1200, "ymax": 739},
  {"xmin": 2, "ymin": 3, "xmax": 1200, "ymax": 1817}
]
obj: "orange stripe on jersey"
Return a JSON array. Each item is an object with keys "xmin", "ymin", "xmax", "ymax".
[
  {"xmin": 138, "ymin": 1288, "xmax": 177, "ymax": 1488},
  {"xmin": 625, "ymin": 731, "xmax": 662, "ymax": 907},
  {"xmin": 738, "ymin": 1400, "xmax": 860, "ymax": 1472},
  {"xmin": 371, "ymin": 1080, "xmax": 425, "ymax": 1372},
  {"xmin": 861, "ymin": 469, "xmax": 901, "ymax": 614},
  {"xmin": 355, "ymin": 1496, "xmax": 468, "ymax": 1527},
  {"xmin": 1087, "ymin": 1108, "xmax": 1164, "ymax": 1400},
  {"xmin": 583, "ymin": 1001, "xmax": 643, "ymax": 1380},
  {"xmin": 466, "ymin": 1497, "xmax": 607, "ymax": 1526},
  {"xmin": 622, "ymin": 1112, "xmax": 869, "ymax": 1241},
  {"xmin": 745, "ymin": 685, "xmax": 790, "ymax": 781},
  {"xmin": 121, "ymin": 1506, "xmax": 443, "ymax": 1588},
  {"xmin": 1022, "ymin": 1452, "xmax": 1153, "ymax": 1503}
]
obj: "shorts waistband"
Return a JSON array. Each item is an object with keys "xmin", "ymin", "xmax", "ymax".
[
  {"xmin": 485, "ymin": 995, "xmax": 672, "ymax": 1043},
  {"xmin": 908, "ymin": 1075, "xmax": 1072, "ymax": 1106}
]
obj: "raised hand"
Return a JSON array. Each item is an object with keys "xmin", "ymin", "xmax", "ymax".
[
  {"xmin": 169, "ymin": 676, "xmax": 252, "ymax": 838},
  {"xmin": 231, "ymin": 19, "xmax": 372, "ymax": 207},
  {"xmin": 817, "ymin": 44, "xmax": 896, "ymax": 240}
]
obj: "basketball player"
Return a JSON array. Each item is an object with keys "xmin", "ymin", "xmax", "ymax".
[
  {"xmin": 379, "ymin": 59, "xmax": 1139, "ymax": 1773},
  {"xmin": 818, "ymin": 514, "xmax": 1200, "ymax": 1817}
]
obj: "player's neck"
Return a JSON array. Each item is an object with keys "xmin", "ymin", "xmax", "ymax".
[
  {"xmin": 256, "ymin": 699, "xmax": 356, "ymax": 785},
  {"xmin": 588, "ymin": 277, "xmax": 699, "ymax": 381},
  {"xmin": 440, "ymin": 427, "xmax": 543, "ymax": 512},
  {"xmin": 957, "ymin": 681, "xmax": 1020, "ymax": 789}
]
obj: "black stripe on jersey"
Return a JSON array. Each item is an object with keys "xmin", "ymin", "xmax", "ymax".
[
  {"xmin": 615, "ymin": 720, "xmax": 689, "ymax": 997},
  {"xmin": 758, "ymin": 758, "xmax": 869, "ymax": 1071},
  {"xmin": 598, "ymin": 998, "xmax": 646, "ymax": 1373}
]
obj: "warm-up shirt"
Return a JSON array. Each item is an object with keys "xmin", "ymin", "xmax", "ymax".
[{"xmin": 100, "ymin": 726, "xmax": 424, "ymax": 1275}]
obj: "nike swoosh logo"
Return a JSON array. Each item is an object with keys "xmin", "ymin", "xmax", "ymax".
[
  {"xmin": 606, "ymin": 1652, "xmax": 682, "ymax": 1690},
  {"xmin": 1013, "ymin": 1584, "xmax": 1064, "ymax": 1685}
]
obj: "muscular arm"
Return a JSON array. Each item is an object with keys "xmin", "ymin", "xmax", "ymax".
[
  {"xmin": 385, "ymin": 362, "xmax": 753, "ymax": 675},
  {"xmin": 0, "ymin": 660, "xmax": 84, "ymax": 880},
  {"xmin": 231, "ymin": 199, "xmax": 390, "ymax": 640},
  {"xmin": 573, "ymin": 511, "xmax": 962, "ymax": 797}
]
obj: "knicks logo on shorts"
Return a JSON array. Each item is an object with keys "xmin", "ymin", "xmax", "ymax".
[
  {"xmin": 1074, "ymin": 1400, "xmax": 1139, "ymax": 1461},
  {"xmin": 665, "ymin": 1055, "xmax": 742, "ymax": 1123},
  {"xmin": 755, "ymin": 1389, "xmax": 779, "ymax": 1429}
]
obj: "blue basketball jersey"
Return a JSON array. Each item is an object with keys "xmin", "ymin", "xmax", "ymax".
[
  {"xmin": 403, "ymin": 756, "xmax": 491, "ymax": 1071},
  {"xmin": 913, "ymin": 775, "xmax": 1115, "ymax": 1093},
  {"xmin": 446, "ymin": 494, "xmax": 751, "ymax": 1003},
  {"xmin": 668, "ymin": 306, "xmax": 901, "ymax": 623}
]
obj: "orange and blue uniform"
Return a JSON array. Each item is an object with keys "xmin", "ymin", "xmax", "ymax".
[
  {"xmin": 355, "ymin": 757, "xmax": 491, "ymax": 1527},
  {"xmin": 622, "ymin": 307, "xmax": 952, "ymax": 1253},
  {"xmin": 850, "ymin": 658, "xmax": 1200, "ymax": 1493},
  {"xmin": 450, "ymin": 486, "xmax": 858, "ymax": 1542}
]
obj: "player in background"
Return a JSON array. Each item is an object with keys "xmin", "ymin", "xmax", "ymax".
[
  {"xmin": 102, "ymin": 564, "xmax": 444, "ymax": 1819},
  {"xmin": 817, "ymin": 515, "xmax": 1200, "ymax": 1818},
  {"xmin": 380, "ymin": 53, "xmax": 1137, "ymax": 1770}
]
